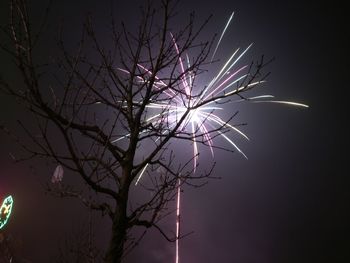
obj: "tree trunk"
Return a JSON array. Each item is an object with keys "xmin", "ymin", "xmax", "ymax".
[
  {"xmin": 105, "ymin": 196, "xmax": 129, "ymax": 263},
  {"xmin": 105, "ymin": 197, "xmax": 128, "ymax": 263}
]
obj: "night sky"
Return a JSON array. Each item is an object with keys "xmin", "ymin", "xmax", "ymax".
[{"xmin": 0, "ymin": 0, "xmax": 349, "ymax": 262}]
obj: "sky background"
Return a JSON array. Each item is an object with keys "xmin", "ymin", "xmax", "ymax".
[{"xmin": 0, "ymin": 0, "xmax": 349, "ymax": 262}]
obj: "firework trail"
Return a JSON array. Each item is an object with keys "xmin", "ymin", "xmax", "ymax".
[
  {"xmin": 211, "ymin": 11, "xmax": 234, "ymax": 62},
  {"xmin": 176, "ymin": 179, "xmax": 181, "ymax": 263}
]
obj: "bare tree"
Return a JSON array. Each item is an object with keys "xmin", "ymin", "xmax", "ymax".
[{"xmin": 0, "ymin": 0, "xmax": 269, "ymax": 262}]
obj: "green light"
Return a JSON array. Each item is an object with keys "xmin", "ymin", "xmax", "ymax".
[{"xmin": 0, "ymin": 195, "xmax": 14, "ymax": 230}]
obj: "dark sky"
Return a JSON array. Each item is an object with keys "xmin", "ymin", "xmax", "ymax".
[{"xmin": 0, "ymin": 0, "xmax": 349, "ymax": 262}]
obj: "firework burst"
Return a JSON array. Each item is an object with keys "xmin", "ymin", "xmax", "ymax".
[{"xmin": 116, "ymin": 29, "xmax": 307, "ymax": 184}]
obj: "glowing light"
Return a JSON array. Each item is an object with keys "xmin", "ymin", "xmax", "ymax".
[
  {"xmin": 0, "ymin": 195, "xmax": 14, "ymax": 230},
  {"xmin": 128, "ymin": 41, "xmax": 254, "ymax": 173}
]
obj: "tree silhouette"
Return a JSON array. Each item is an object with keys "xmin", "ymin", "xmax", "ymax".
[{"xmin": 0, "ymin": 0, "xmax": 269, "ymax": 262}]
